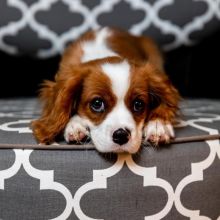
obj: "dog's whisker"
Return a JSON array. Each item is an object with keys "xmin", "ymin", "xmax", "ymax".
[{"xmin": 32, "ymin": 28, "xmax": 179, "ymax": 154}]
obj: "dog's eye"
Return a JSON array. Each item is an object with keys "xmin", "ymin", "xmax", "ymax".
[
  {"xmin": 133, "ymin": 98, "xmax": 145, "ymax": 112},
  {"xmin": 90, "ymin": 98, "xmax": 105, "ymax": 113}
]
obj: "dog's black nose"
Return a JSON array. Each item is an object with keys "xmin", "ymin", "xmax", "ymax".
[{"xmin": 112, "ymin": 128, "xmax": 130, "ymax": 145}]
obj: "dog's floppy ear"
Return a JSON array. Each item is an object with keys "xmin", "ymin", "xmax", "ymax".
[
  {"xmin": 145, "ymin": 63, "xmax": 180, "ymax": 122},
  {"xmin": 32, "ymin": 65, "xmax": 90, "ymax": 144}
]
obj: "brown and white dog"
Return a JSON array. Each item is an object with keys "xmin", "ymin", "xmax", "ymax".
[{"xmin": 32, "ymin": 27, "xmax": 180, "ymax": 154}]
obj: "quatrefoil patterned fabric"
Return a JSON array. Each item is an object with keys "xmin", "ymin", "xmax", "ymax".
[
  {"xmin": 0, "ymin": 0, "xmax": 220, "ymax": 57},
  {"xmin": 0, "ymin": 98, "xmax": 219, "ymax": 219}
]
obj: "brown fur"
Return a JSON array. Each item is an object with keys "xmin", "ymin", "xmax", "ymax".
[
  {"xmin": 32, "ymin": 28, "xmax": 180, "ymax": 144},
  {"xmin": 77, "ymin": 60, "xmax": 117, "ymax": 125},
  {"xmin": 32, "ymin": 65, "xmax": 91, "ymax": 143}
]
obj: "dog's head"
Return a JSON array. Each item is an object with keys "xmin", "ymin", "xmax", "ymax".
[{"xmin": 32, "ymin": 57, "xmax": 178, "ymax": 153}]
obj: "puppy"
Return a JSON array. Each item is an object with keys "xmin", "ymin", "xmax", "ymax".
[{"xmin": 32, "ymin": 27, "xmax": 180, "ymax": 153}]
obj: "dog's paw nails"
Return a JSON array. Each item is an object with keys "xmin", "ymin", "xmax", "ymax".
[
  {"xmin": 78, "ymin": 131, "xmax": 87, "ymax": 140},
  {"xmin": 144, "ymin": 120, "xmax": 174, "ymax": 146},
  {"xmin": 68, "ymin": 131, "xmax": 86, "ymax": 142},
  {"xmin": 65, "ymin": 127, "xmax": 88, "ymax": 143},
  {"xmin": 64, "ymin": 118, "xmax": 88, "ymax": 143},
  {"xmin": 67, "ymin": 132, "xmax": 75, "ymax": 142}
]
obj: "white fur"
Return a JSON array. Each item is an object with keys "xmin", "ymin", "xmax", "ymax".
[
  {"xmin": 101, "ymin": 60, "xmax": 130, "ymax": 100},
  {"xmin": 144, "ymin": 120, "xmax": 174, "ymax": 144},
  {"xmin": 64, "ymin": 115, "xmax": 89, "ymax": 143},
  {"xmin": 86, "ymin": 61, "xmax": 143, "ymax": 153},
  {"xmin": 89, "ymin": 101, "xmax": 143, "ymax": 153},
  {"xmin": 65, "ymin": 33, "xmax": 146, "ymax": 153},
  {"xmin": 81, "ymin": 28, "xmax": 117, "ymax": 62},
  {"xmin": 64, "ymin": 61, "xmax": 143, "ymax": 153}
]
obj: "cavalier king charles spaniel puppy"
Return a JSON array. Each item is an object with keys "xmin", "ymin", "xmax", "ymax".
[{"xmin": 32, "ymin": 27, "xmax": 180, "ymax": 153}]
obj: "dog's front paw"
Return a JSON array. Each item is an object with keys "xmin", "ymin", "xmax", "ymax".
[
  {"xmin": 64, "ymin": 115, "xmax": 89, "ymax": 143},
  {"xmin": 143, "ymin": 120, "xmax": 174, "ymax": 146}
]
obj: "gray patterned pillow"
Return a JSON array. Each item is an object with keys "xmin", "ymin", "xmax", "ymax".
[{"xmin": 0, "ymin": 0, "xmax": 220, "ymax": 57}]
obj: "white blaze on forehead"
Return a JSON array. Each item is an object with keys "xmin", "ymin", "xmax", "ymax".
[
  {"xmin": 81, "ymin": 27, "xmax": 117, "ymax": 62},
  {"xmin": 85, "ymin": 60, "xmax": 143, "ymax": 154},
  {"xmin": 101, "ymin": 60, "xmax": 130, "ymax": 99}
]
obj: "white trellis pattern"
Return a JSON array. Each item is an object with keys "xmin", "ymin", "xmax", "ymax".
[
  {"xmin": 0, "ymin": 99, "xmax": 219, "ymax": 219},
  {"xmin": 0, "ymin": 0, "xmax": 220, "ymax": 57}
]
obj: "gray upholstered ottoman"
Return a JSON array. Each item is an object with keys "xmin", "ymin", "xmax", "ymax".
[{"xmin": 0, "ymin": 98, "xmax": 219, "ymax": 220}]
